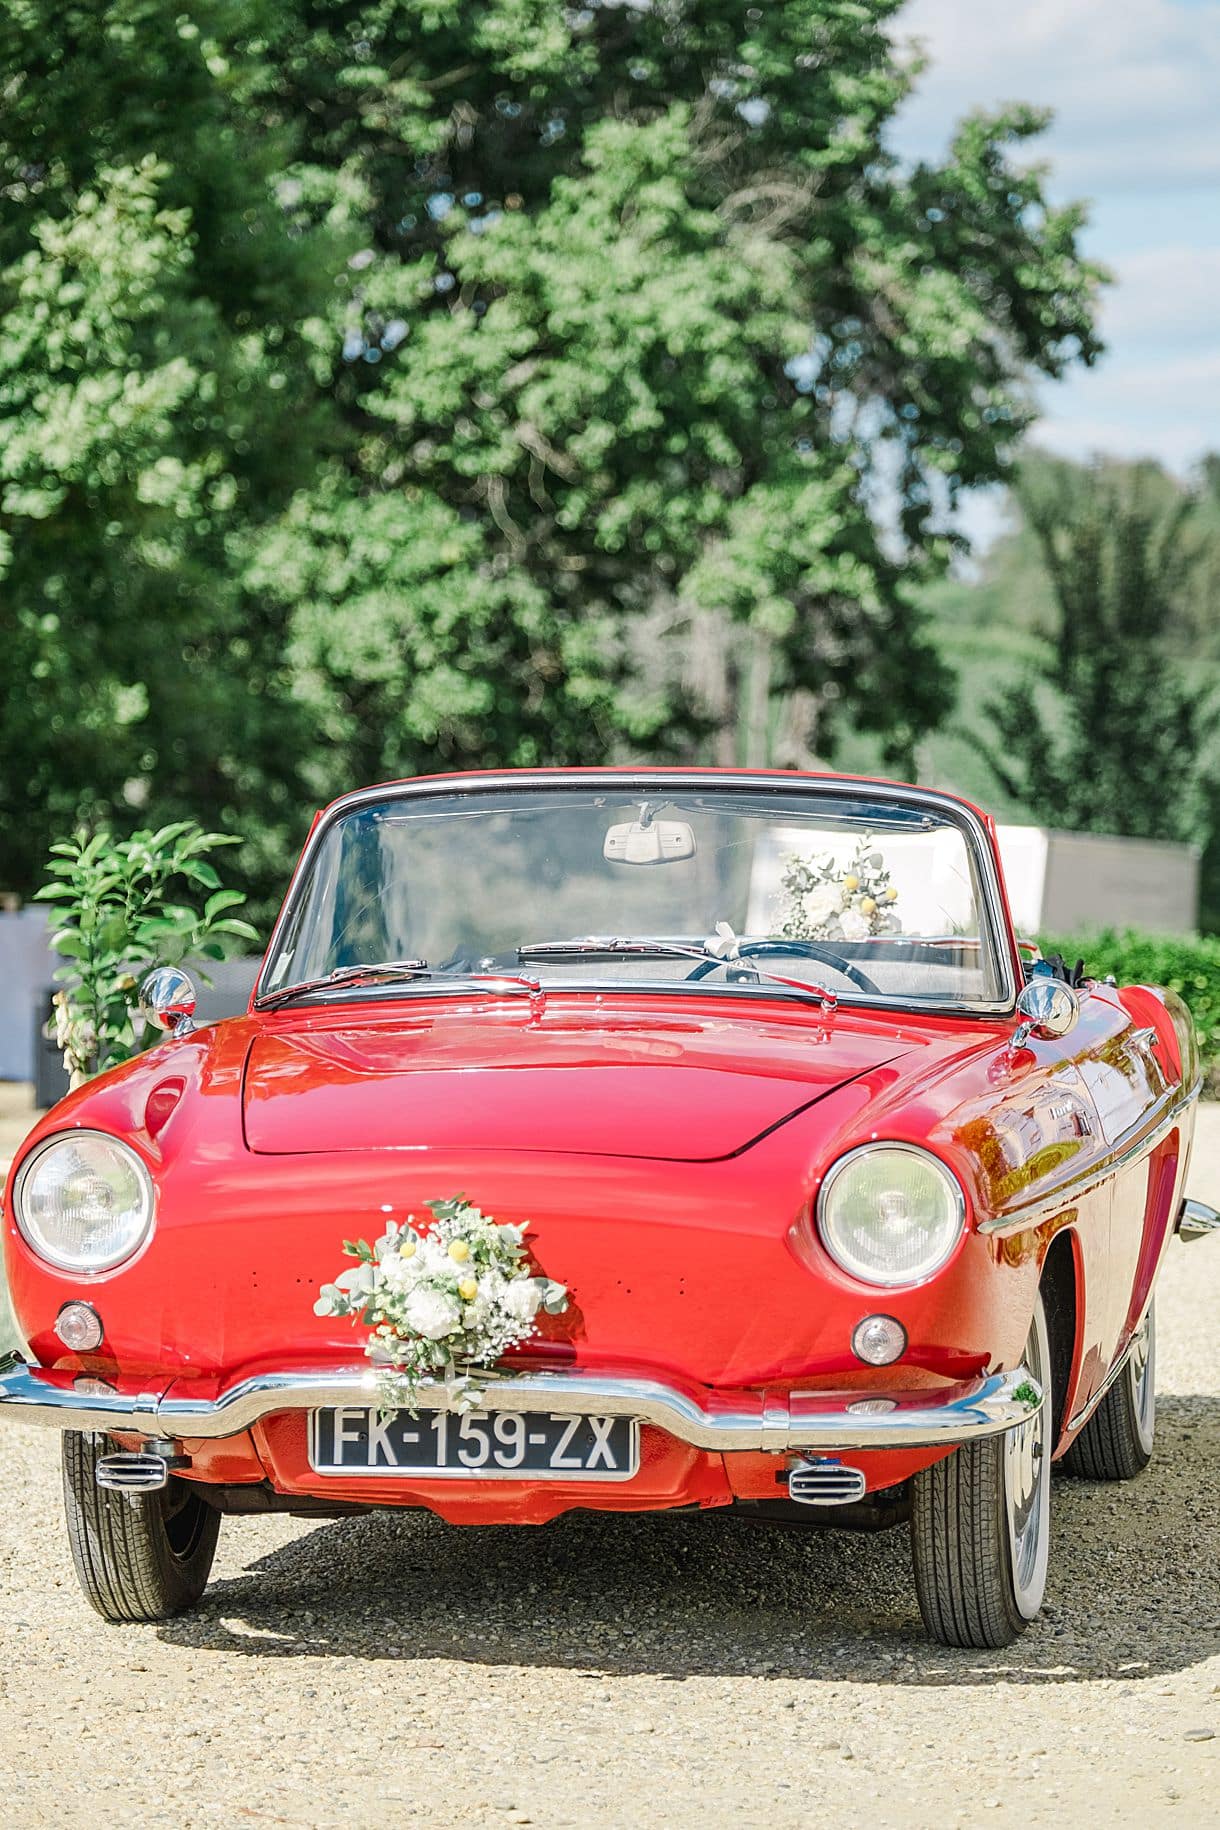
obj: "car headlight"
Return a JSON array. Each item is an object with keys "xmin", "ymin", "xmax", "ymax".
[
  {"xmin": 14, "ymin": 1131, "xmax": 155, "ymax": 1273},
  {"xmin": 817, "ymin": 1144, "xmax": 965, "ymax": 1287}
]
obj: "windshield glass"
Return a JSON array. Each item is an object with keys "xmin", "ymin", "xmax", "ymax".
[{"xmin": 260, "ymin": 783, "xmax": 1011, "ymax": 1011}]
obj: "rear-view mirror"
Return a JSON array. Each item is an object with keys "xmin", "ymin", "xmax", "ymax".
[{"xmin": 603, "ymin": 818, "xmax": 696, "ymax": 865}]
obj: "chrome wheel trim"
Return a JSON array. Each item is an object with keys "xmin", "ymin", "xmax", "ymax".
[
  {"xmin": 1004, "ymin": 1299, "xmax": 1051, "ymax": 1620},
  {"xmin": 1128, "ymin": 1302, "xmax": 1156, "ymax": 1456}
]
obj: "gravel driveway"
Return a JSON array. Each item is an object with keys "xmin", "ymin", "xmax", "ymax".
[{"xmin": 0, "ymin": 1088, "xmax": 1216, "ymax": 1828}]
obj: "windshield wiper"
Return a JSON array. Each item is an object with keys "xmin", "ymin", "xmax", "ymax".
[
  {"xmin": 255, "ymin": 960, "xmax": 433, "ymax": 1011},
  {"xmin": 516, "ymin": 939, "xmax": 837, "ymax": 1009}
]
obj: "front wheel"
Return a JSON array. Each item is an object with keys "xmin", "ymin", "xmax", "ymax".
[
  {"xmin": 62, "ymin": 1431, "xmax": 220, "ymax": 1622},
  {"xmin": 1061, "ymin": 1301, "xmax": 1155, "ymax": 1481},
  {"xmin": 910, "ymin": 1293, "xmax": 1052, "ymax": 1648}
]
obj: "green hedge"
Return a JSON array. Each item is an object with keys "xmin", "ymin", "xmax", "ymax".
[{"xmin": 1042, "ymin": 928, "xmax": 1220, "ymax": 1093}]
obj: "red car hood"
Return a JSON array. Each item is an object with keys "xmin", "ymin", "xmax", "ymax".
[{"xmin": 241, "ymin": 1003, "xmax": 918, "ymax": 1161}]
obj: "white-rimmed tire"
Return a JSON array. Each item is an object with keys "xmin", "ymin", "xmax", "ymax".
[
  {"xmin": 62, "ymin": 1431, "xmax": 219, "ymax": 1622},
  {"xmin": 1062, "ymin": 1301, "xmax": 1156, "ymax": 1481},
  {"xmin": 910, "ymin": 1293, "xmax": 1052, "ymax": 1649}
]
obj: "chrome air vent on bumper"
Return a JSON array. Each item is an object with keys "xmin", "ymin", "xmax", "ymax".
[
  {"xmin": 94, "ymin": 1451, "xmax": 172, "ymax": 1493},
  {"xmin": 787, "ymin": 1459, "xmax": 867, "ymax": 1505}
]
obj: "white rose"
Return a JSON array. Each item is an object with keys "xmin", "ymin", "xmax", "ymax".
[
  {"xmin": 403, "ymin": 1286, "xmax": 462, "ymax": 1340},
  {"xmin": 502, "ymin": 1278, "xmax": 542, "ymax": 1324},
  {"xmin": 801, "ymin": 885, "xmax": 841, "ymax": 928},
  {"xmin": 840, "ymin": 909, "xmax": 870, "ymax": 941},
  {"xmin": 378, "ymin": 1252, "xmax": 414, "ymax": 1290}
]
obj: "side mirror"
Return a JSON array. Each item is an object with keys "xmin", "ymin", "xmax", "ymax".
[
  {"xmin": 139, "ymin": 966, "xmax": 197, "ymax": 1039},
  {"xmin": 1013, "ymin": 976, "xmax": 1079, "ymax": 1047}
]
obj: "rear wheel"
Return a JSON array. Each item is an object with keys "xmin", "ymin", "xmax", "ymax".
[
  {"xmin": 1062, "ymin": 1301, "xmax": 1155, "ymax": 1481},
  {"xmin": 910, "ymin": 1293, "xmax": 1051, "ymax": 1648},
  {"xmin": 62, "ymin": 1431, "xmax": 220, "ymax": 1622}
]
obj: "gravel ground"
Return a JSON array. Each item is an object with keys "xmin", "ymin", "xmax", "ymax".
[{"xmin": 0, "ymin": 1084, "xmax": 1216, "ymax": 1829}]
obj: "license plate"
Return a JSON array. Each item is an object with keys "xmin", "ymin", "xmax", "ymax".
[{"xmin": 308, "ymin": 1406, "xmax": 639, "ymax": 1481}]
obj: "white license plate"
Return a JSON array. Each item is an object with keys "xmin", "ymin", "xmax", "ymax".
[{"xmin": 309, "ymin": 1407, "xmax": 640, "ymax": 1480}]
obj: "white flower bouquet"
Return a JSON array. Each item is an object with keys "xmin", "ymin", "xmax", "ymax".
[
  {"xmin": 774, "ymin": 835, "xmax": 901, "ymax": 944},
  {"xmin": 314, "ymin": 1196, "xmax": 569, "ymax": 1410}
]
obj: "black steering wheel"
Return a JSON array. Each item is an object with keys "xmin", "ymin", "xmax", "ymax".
[{"xmin": 686, "ymin": 938, "xmax": 882, "ymax": 996}]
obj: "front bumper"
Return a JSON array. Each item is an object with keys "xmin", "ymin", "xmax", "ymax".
[{"xmin": 0, "ymin": 1354, "xmax": 1041, "ymax": 1453}]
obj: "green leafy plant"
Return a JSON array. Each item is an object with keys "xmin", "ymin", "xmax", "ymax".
[
  {"xmin": 1042, "ymin": 928, "xmax": 1220, "ymax": 1094},
  {"xmin": 36, "ymin": 823, "xmax": 259, "ymax": 1085}
]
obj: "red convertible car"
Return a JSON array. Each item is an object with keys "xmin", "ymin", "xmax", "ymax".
[{"xmin": 2, "ymin": 770, "xmax": 1216, "ymax": 1647}]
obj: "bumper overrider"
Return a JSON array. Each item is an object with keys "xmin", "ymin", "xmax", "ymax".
[{"xmin": 0, "ymin": 1354, "xmax": 1041, "ymax": 1452}]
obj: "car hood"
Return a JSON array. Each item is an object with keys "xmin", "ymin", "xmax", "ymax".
[{"xmin": 241, "ymin": 1002, "xmax": 919, "ymax": 1161}]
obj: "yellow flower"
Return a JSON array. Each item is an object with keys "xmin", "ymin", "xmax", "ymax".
[
  {"xmin": 458, "ymin": 1276, "xmax": 478, "ymax": 1301},
  {"xmin": 843, "ymin": 873, "xmax": 860, "ymax": 892},
  {"xmin": 448, "ymin": 1239, "xmax": 471, "ymax": 1263},
  {"xmin": 398, "ymin": 1240, "xmax": 416, "ymax": 1260},
  {"xmin": 885, "ymin": 887, "xmax": 898, "ymax": 902},
  {"xmin": 860, "ymin": 896, "xmax": 877, "ymax": 916}
]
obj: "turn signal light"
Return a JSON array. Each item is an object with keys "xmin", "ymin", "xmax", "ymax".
[
  {"xmin": 851, "ymin": 1313, "xmax": 907, "ymax": 1367},
  {"xmin": 55, "ymin": 1302, "xmax": 104, "ymax": 1352}
]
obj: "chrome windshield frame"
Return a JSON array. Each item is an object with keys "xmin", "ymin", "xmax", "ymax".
[{"xmin": 253, "ymin": 770, "xmax": 1021, "ymax": 1020}]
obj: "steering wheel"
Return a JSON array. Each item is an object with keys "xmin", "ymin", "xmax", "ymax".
[{"xmin": 686, "ymin": 938, "xmax": 882, "ymax": 996}]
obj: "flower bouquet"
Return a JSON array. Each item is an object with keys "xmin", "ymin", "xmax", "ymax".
[
  {"xmin": 314, "ymin": 1196, "xmax": 569, "ymax": 1411},
  {"xmin": 774, "ymin": 835, "xmax": 901, "ymax": 944}
]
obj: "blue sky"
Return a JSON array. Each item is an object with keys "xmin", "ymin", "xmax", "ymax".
[{"xmin": 895, "ymin": 0, "xmax": 1220, "ymax": 486}]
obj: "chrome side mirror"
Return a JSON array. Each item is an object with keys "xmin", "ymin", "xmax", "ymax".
[
  {"xmin": 139, "ymin": 966, "xmax": 197, "ymax": 1039},
  {"xmin": 1013, "ymin": 976, "xmax": 1079, "ymax": 1048}
]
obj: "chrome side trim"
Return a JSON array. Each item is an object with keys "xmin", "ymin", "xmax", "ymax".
[
  {"xmin": 0, "ymin": 1355, "xmax": 1041, "ymax": 1453},
  {"xmin": 976, "ymin": 1076, "xmax": 1202, "ymax": 1238},
  {"xmin": 1178, "ymin": 1196, "xmax": 1220, "ymax": 1242},
  {"xmin": 1066, "ymin": 1321, "xmax": 1144, "ymax": 1435}
]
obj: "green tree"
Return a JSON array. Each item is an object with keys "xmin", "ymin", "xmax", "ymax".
[
  {"xmin": 977, "ymin": 453, "xmax": 1215, "ymax": 846},
  {"xmin": 0, "ymin": 1, "xmax": 1106, "ymax": 908},
  {"xmin": 252, "ymin": 0, "xmax": 1105, "ymax": 780},
  {"xmin": 0, "ymin": 5, "xmax": 336, "ymax": 915}
]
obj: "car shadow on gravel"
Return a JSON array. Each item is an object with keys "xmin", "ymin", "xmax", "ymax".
[{"xmin": 158, "ymin": 1394, "xmax": 1220, "ymax": 1686}]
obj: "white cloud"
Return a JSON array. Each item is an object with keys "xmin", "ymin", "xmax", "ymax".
[
  {"xmin": 1101, "ymin": 246, "xmax": 1220, "ymax": 351},
  {"xmin": 893, "ymin": 2, "xmax": 1220, "ymax": 476},
  {"xmin": 896, "ymin": 0, "xmax": 1220, "ymax": 191},
  {"xmin": 1034, "ymin": 351, "xmax": 1220, "ymax": 471}
]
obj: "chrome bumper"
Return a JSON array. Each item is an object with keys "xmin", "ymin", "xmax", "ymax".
[{"xmin": 0, "ymin": 1354, "xmax": 1041, "ymax": 1453}]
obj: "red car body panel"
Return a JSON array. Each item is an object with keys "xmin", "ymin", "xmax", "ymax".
[{"xmin": 0, "ymin": 769, "xmax": 1200, "ymax": 1526}]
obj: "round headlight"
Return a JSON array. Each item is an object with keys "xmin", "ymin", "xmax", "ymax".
[
  {"xmin": 14, "ymin": 1132, "xmax": 154, "ymax": 1273},
  {"xmin": 817, "ymin": 1144, "xmax": 964, "ymax": 1287}
]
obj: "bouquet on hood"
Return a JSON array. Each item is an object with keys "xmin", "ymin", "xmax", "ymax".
[{"xmin": 314, "ymin": 1196, "xmax": 569, "ymax": 1411}]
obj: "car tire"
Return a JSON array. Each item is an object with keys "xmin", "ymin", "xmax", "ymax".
[
  {"xmin": 910, "ymin": 1292, "xmax": 1052, "ymax": 1649},
  {"xmin": 1061, "ymin": 1301, "xmax": 1155, "ymax": 1481},
  {"xmin": 61, "ymin": 1431, "xmax": 220, "ymax": 1623}
]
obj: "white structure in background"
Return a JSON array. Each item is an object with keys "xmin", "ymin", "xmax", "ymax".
[
  {"xmin": 0, "ymin": 909, "xmax": 55, "ymax": 1081},
  {"xmin": 995, "ymin": 826, "xmax": 1198, "ymax": 941}
]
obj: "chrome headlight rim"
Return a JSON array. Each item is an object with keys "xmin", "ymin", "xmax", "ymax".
[
  {"xmin": 816, "ymin": 1141, "xmax": 966, "ymax": 1289},
  {"xmin": 13, "ymin": 1129, "xmax": 156, "ymax": 1275}
]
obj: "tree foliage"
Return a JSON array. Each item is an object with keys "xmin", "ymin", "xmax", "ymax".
[
  {"xmin": 36, "ymin": 821, "xmax": 257, "ymax": 1082},
  {"xmin": 0, "ymin": 1, "xmax": 1105, "ymax": 915},
  {"xmin": 976, "ymin": 454, "xmax": 1216, "ymax": 851}
]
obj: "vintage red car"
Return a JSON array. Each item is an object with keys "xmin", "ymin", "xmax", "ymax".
[{"xmin": 2, "ymin": 769, "xmax": 1216, "ymax": 1647}]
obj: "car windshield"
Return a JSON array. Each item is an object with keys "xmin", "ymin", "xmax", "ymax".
[{"xmin": 259, "ymin": 782, "xmax": 1012, "ymax": 1013}]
